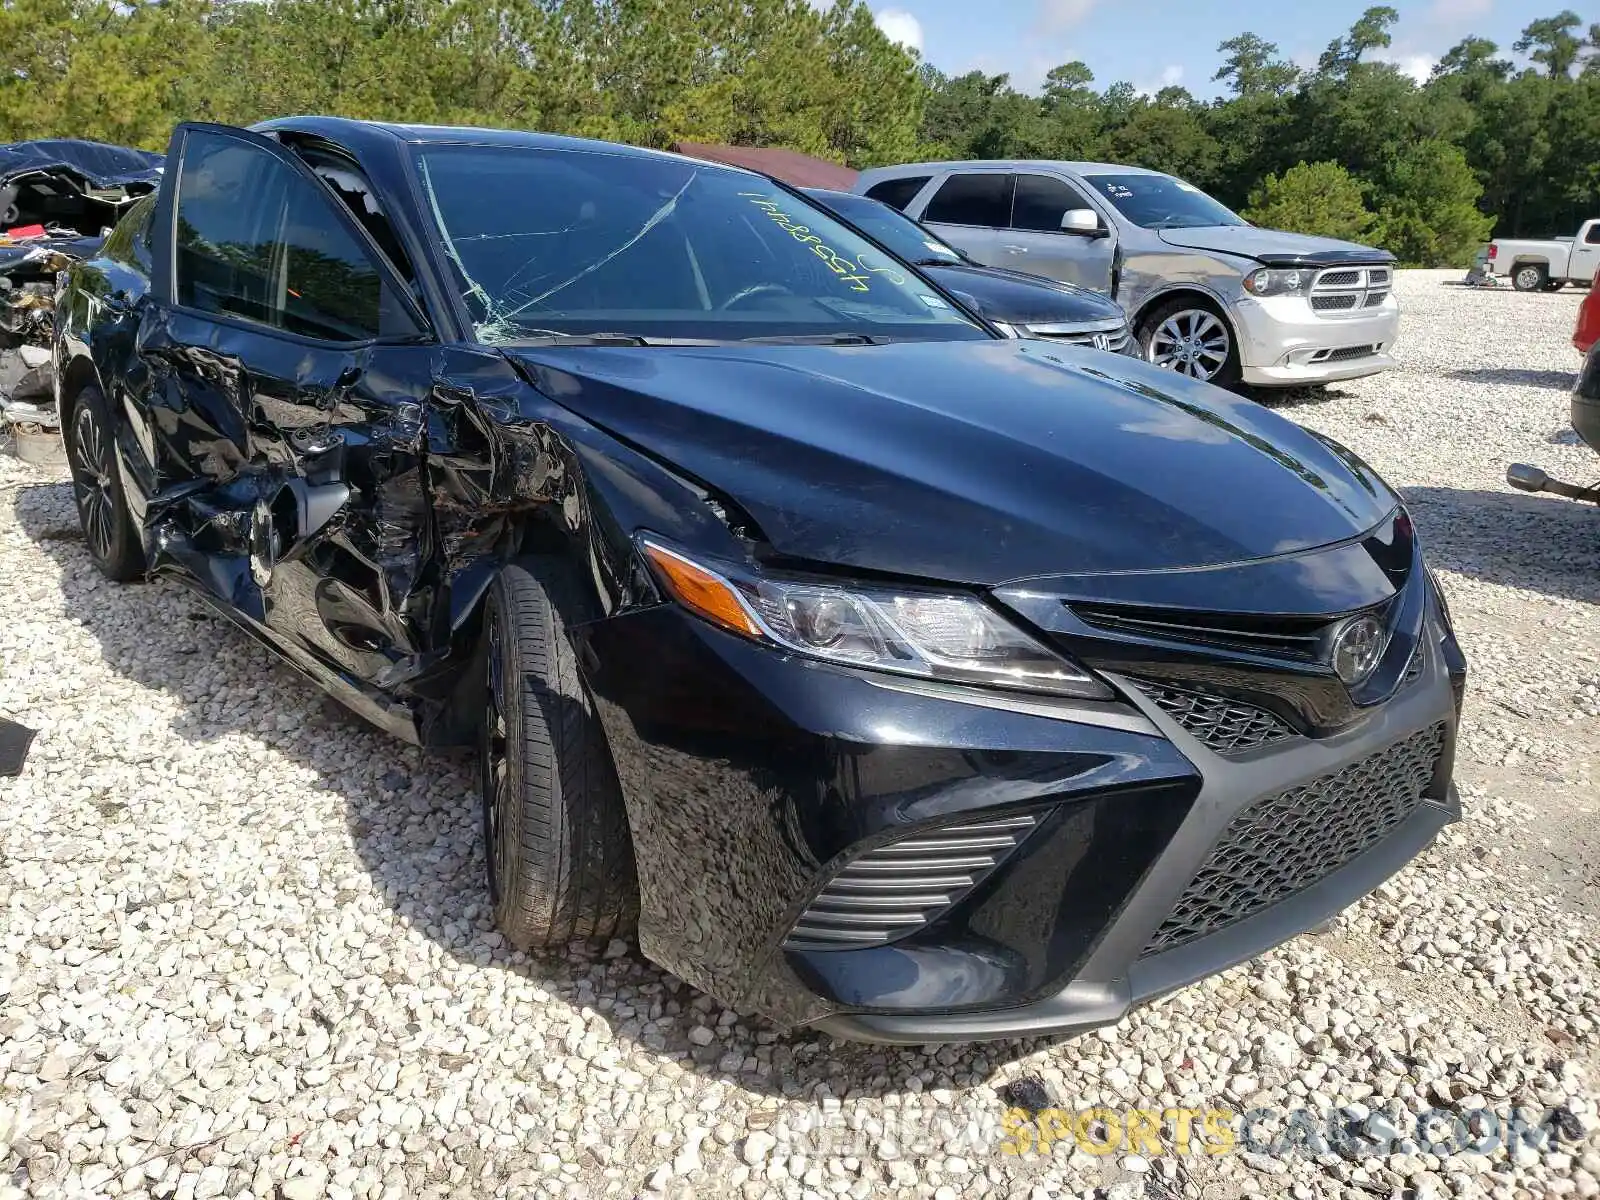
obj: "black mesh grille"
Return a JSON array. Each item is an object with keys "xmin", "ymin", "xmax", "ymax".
[
  {"xmin": 1130, "ymin": 679, "xmax": 1296, "ymax": 755},
  {"xmin": 1142, "ymin": 723, "xmax": 1446, "ymax": 956}
]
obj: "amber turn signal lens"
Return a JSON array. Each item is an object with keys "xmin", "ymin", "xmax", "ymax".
[{"xmin": 641, "ymin": 542, "xmax": 764, "ymax": 638}]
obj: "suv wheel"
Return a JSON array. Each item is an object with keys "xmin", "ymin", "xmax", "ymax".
[
  {"xmin": 65, "ymin": 385, "xmax": 146, "ymax": 581},
  {"xmin": 1139, "ymin": 299, "xmax": 1241, "ymax": 388},
  {"xmin": 480, "ymin": 559, "xmax": 638, "ymax": 949},
  {"xmin": 1512, "ymin": 264, "xmax": 1548, "ymax": 292}
]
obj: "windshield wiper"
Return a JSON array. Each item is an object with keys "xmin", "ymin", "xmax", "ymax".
[
  {"xmin": 910, "ymin": 256, "xmax": 961, "ymax": 267},
  {"xmin": 498, "ymin": 331, "xmax": 719, "ymax": 348},
  {"xmin": 738, "ymin": 332, "xmax": 887, "ymax": 346}
]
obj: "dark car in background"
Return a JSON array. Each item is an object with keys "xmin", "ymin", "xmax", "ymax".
[
  {"xmin": 802, "ymin": 186, "xmax": 1134, "ymax": 353},
  {"xmin": 57, "ymin": 120, "xmax": 1465, "ymax": 1042}
]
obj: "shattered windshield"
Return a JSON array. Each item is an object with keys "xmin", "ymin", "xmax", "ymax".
[
  {"xmin": 1083, "ymin": 173, "xmax": 1248, "ymax": 231},
  {"xmin": 414, "ymin": 145, "xmax": 988, "ymax": 345}
]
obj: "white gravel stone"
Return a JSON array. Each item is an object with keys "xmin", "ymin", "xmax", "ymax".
[{"xmin": 1, "ymin": 271, "xmax": 1595, "ymax": 1199}]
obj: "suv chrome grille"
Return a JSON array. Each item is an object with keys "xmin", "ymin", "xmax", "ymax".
[
  {"xmin": 784, "ymin": 812, "xmax": 1044, "ymax": 949},
  {"xmin": 1141, "ymin": 723, "xmax": 1446, "ymax": 957},
  {"xmin": 1310, "ymin": 265, "xmax": 1392, "ymax": 317},
  {"xmin": 1129, "ymin": 678, "xmax": 1295, "ymax": 755}
]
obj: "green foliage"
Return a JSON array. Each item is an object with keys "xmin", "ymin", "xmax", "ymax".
[
  {"xmin": 1243, "ymin": 162, "xmax": 1373, "ymax": 242},
  {"xmin": 1373, "ymin": 140, "xmax": 1495, "ymax": 266},
  {"xmin": 0, "ymin": 0, "xmax": 1597, "ymax": 263}
]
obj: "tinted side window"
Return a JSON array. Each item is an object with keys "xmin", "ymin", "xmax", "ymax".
[
  {"xmin": 864, "ymin": 175, "xmax": 931, "ymax": 212},
  {"xmin": 1585, "ymin": 223, "xmax": 1600, "ymax": 245},
  {"xmin": 102, "ymin": 194, "xmax": 156, "ymax": 272},
  {"xmin": 924, "ymin": 174, "xmax": 1012, "ymax": 227},
  {"xmin": 1011, "ymin": 173, "xmax": 1095, "ymax": 232},
  {"xmin": 175, "ymin": 132, "xmax": 413, "ymax": 342}
]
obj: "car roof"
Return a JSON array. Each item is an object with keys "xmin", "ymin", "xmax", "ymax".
[
  {"xmin": 800, "ymin": 187, "xmax": 864, "ymax": 202},
  {"xmin": 251, "ymin": 116, "xmax": 759, "ymax": 174},
  {"xmin": 863, "ymin": 160, "xmax": 1167, "ymax": 178}
]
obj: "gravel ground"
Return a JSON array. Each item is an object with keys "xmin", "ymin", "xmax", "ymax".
[{"xmin": 2, "ymin": 269, "xmax": 1598, "ymax": 1200}]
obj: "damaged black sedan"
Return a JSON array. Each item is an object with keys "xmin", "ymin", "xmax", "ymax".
[{"xmin": 56, "ymin": 119, "xmax": 1467, "ymax": 1042}]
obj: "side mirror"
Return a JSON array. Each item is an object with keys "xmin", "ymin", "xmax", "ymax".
[{"xmin": 1060, "ymin": 208, "xmax": 1105, "ymax": 237}]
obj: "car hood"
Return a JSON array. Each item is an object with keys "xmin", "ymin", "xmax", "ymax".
[
  {"xmin": 921, "ymin": 263, "xmax": 1124, "ymax": 327},
  {"xmin": 504, "ymin": 339, "xmax": 1397, "ymax": 585},
  {"xmin": 1158, "ymin": 225, "xmax": 1395, "ymax": 269}
]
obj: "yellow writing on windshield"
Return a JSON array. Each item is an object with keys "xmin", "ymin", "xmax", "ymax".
[{"xmin": 740, "ymin": 193, "xmax": 904, "ymax": 293}]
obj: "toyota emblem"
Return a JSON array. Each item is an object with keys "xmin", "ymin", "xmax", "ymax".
[{"xmin": 1329, "ymin": 614, "xmax": 1388, "ymax": 685}]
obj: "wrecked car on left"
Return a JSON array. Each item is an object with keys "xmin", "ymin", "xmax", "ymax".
[{"xmin": 0, "ymin": 140, "xmax": 162, "ymax": 447}]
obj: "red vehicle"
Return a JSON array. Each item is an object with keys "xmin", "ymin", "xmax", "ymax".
[{"xmin": 1576, "ymin": 268, "xmax": 1600, "ymax": 354}]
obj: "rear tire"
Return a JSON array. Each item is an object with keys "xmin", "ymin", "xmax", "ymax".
[
  {"xmin": 479, "ymin": 559, "xmax": 638, "ymax": 949},
  {"xmin": 64, "ymin": 385, "xmax": 145, "ymax": 582},
  {"xmin": 1512, "ymin": 264, "xmax": 1548, "ymax": 292}
]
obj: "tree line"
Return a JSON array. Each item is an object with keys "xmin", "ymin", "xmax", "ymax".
[{"xmin": 1, "ymin": 1, "xmax": 1597, "ymax": 267}]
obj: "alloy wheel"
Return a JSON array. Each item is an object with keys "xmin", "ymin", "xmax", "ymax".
[
  {"xmin": 70, "ymin": 402, "xmax": 117, "ymax": 564},
  {"xmin": 1514, "ymin": 266, "xmax": 1543, "ymax": 291},
  {"xmin": 1147, "ymin": 309, "xmax": 1231, "ymax": 381},
  {"xmin": 481, "ymin": 606, "xmax": 512, "ymax": 906}
]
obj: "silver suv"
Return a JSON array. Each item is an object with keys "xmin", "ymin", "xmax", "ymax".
[{"xmin": 854, "ymin": 161, "xmax": 1400, "ymax": 388}]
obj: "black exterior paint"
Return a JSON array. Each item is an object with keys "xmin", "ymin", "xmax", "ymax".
[{"xmin": 55, "ymin": 117, "xmax": 1465, "ymax": 1037}]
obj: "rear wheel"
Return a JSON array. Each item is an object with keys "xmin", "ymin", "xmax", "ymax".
[
  {"xmin": 1139, "ymin": 298, "xmax": 1241, "ymax": 388},
  {"xmin": 1512, "ymin": 263, "xmax": 1548, "ymax": 292},
  {"xmin": 480, "ymin": 559, "xmax": 638, "ymax": 949},
  {"xmin": 64, "ymin": 385, "xmax": 145, "ymax": 582}
]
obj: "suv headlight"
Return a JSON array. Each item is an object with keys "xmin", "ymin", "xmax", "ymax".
[
  {"xmin": 1242, "ymin": 268, "xmax": 1306, "ymax": 297},
  {"xmin": 639, "ymin": 537, "xmax": 1110, "ymax": 699}
]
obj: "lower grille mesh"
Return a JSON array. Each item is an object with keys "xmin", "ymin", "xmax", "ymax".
[
  {"xmin": 1131, "ymin": 679, "xmax": 1296, "ymax": 755},
  {"xmin": 784, "ymin": 813, "xmax": 1043, "ymax": 950},
  {"xmin": 1142, "ymin": 723, "xmax": 1447, "ymax": 957}
]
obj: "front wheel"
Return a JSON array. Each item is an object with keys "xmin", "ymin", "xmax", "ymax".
[
  {"xmin": 1512, "ymin": 264, "xmax": 1548, "ymax": 292},
  {"xmin": 480, "ymin": 559, "xmax": 638, "ymax": 949},
  {"xmin": 65, "ymin": 385, "xmax": 145, "ymax": 582},
  {"xmin": 1139, "ymin": 299, "xmax": 1241, "ymax": 388}
]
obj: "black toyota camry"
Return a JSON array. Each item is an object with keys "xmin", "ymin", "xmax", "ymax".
[{"xmin": 55, "ymin": 119, "xmax": 1466, "ymax": 1042}]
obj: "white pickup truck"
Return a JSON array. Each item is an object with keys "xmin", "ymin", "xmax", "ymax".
[{"xmin": 1486, "ymin": 219, "xmax": 1600, "ymax": 291}]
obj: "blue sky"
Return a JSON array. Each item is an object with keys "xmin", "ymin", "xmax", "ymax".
[{"xmin": 860, "ymin": 1, "xmax": 1559, "ymax": 97}]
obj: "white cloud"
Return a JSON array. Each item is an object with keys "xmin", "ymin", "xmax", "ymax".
[
  {"xmin": 874, "ymin": 8, "xmax": 923, "ymax": 52},
  {"xmin": 1381, "ymin": 52, "xmax": 1436, "ymax": 82},
  {"xmin": 1134, "ymin": 64, "xmax": 1185, "ymax": 98},
  {"xmin": 1035, "ymin": 0, "xmax": 1097, "ymax": 35}
]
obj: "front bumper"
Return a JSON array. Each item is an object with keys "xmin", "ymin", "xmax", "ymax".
[
  {"xmin": 579, "ymin": 568, "xmax": 1464, "ymax": 1042},
  {"xmin": 1232, "ymin": 293, "xmax": 1400, "ymax": 386}
]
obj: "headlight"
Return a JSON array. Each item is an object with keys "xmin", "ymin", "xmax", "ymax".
[
  {"xmin": 639, "ymin": 537, "xmax": 1110, "ymax": 699},
  {"xmin": 1242, "ymin": 267, "xmax": 1306, "ymax": 297}
]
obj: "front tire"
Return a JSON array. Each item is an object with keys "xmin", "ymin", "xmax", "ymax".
[
  {"xmin": 64, "ymin": 385, "xmax": 145, "ymax": 582},
  {"xmin": 1139, "ymin": 298, "xmax": 1242, "ymax": 388},
  {"xmin": 1512, "ymin": 264, "xmax": 1548, "ymax": 292},
  {"xmin": 480, "ymin": 559, "xmax": 638, "ymax": 949}
]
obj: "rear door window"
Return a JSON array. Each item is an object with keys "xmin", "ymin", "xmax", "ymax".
[
  {"xmin": 923, "ymin": 173, "xmax": 1013, "ymax": 228},
  {"xmin": 864, "ymin": 175, "xmax": 932, "ymax": 212}
]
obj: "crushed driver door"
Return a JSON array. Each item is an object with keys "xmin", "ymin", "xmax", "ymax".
[{"xmin": 141, "ymin": 122, "xmax": 441, "ymax": 705}]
